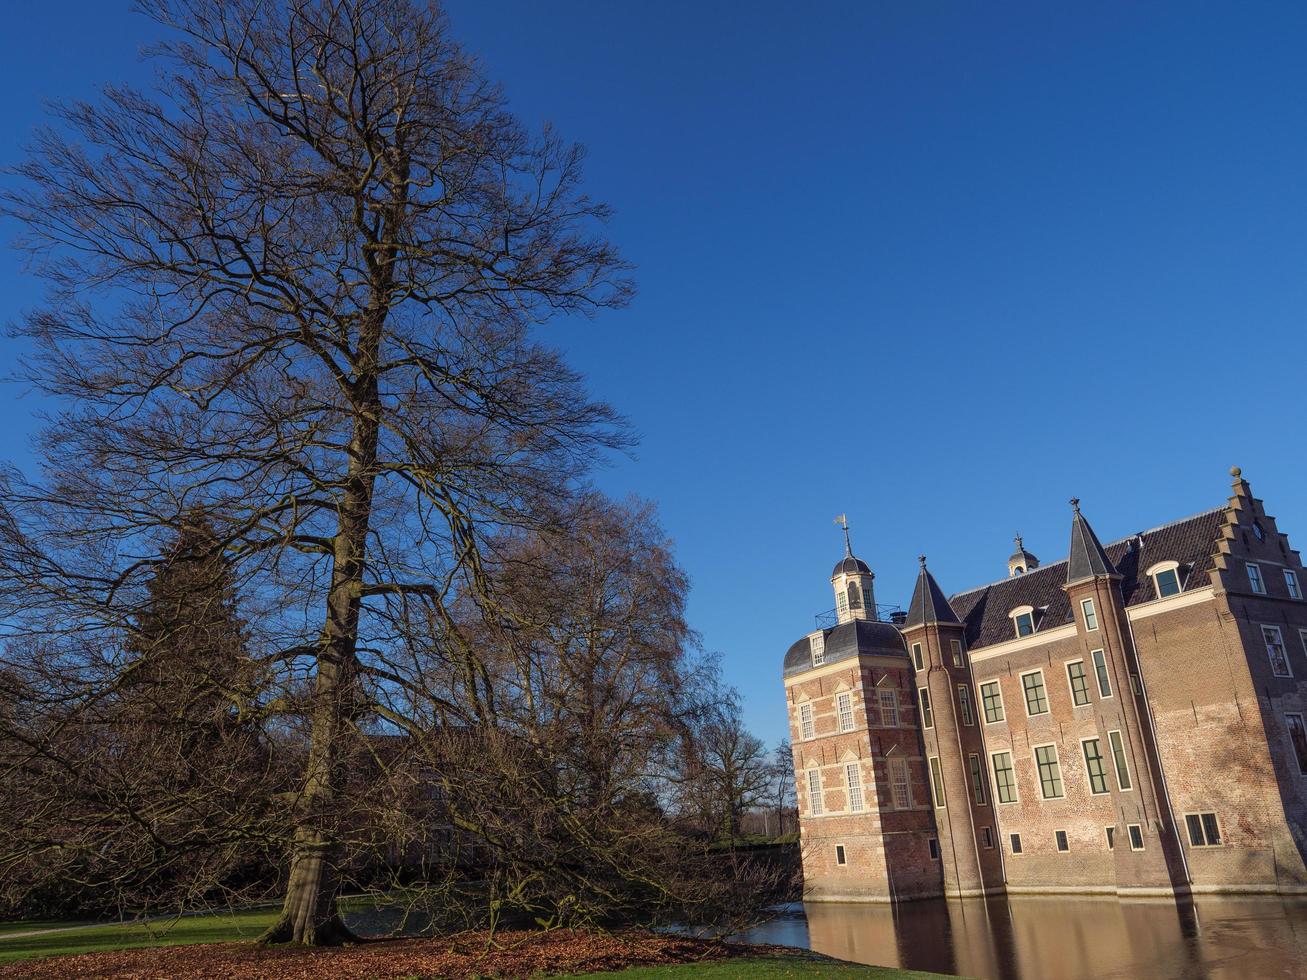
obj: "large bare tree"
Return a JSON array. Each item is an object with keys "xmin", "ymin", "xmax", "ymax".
[{"xmin": 0, "ymin": 0, "xmax": 630, "ymax": 944}]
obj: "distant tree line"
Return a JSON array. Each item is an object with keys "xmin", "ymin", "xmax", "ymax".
[{"xmin": 0, "ymin": 0, "xmax": 792, "ymax": 942}]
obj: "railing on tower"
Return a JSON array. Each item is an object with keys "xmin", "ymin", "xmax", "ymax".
[{"xmin": 814, "ymin": 603, "xmax": 905, "ymax": 630}]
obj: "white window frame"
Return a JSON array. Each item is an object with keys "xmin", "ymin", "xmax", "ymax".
[
  {"xmin": 1055, "ymin": 829, "xmax": 1069, "ymax": 853},
  {"xmin": 1183, "ymin": 811, "xmax": 1222, "ymax": 848},
  {"xmin": 1009, "ymin": 833, "xmax": 1023, "ymax": 854},
  {"xmin": 1108, "ymin": 729, "xmax": 1133, "ymax": 791},
  {"xmin": 929, "ymin": 755, "xmax": 946, "ymax": 808},
  {"xmin": 1247, "ymin": 562, "xmax": 1267, "ymax": 595},
  {"xmin": 799, "ymin": 702, "xmax": 815, "ymax": 740},
  {"xmin": 878, "ymin": 688, "xmax": 899, "ymax": 727},
  {"xmin": 1262, "ymin": 624, "xmax": 1293, "ymax": 678},
  {"xmin": 919, "ymin": 687, "xmax": 934, "ymax": 729},
  {"xmin": 911, "ymin": 642, "xmax": 924, "ymax": 671},
  {"xmin": 810, "ymin": 632, "xmax": 825, "ymax": 666},
  {"xmin": 836, "ymin": 691, "xmax": 855, "ymax": 732},
  {"xmin": 1127, "ymin": 823, "xmax": 1145, "ymax": 851},
  {"xmin": 1065, "ymin": 659, "xmax": 1091, "ymax": 706},
  {"xmin": 889, "ymin": 756, "xmax": 912, "ymax": 809},
  {"xmin": 846, "ymin": 762, "xmax": 864, "ymax": 813},
  {"xmin": 1011, "ymin": 605, "xmax": 1036, "ymax": 638},
  {"xmin": 981, "ymin": 826, "xmax": 994, "ymax": 848},
  {"xmin": 991, "ymin": 750, "xmax": 1019, "ymax": 805},
  {"xmin": 1285, "ymin": 712, "xmax": 1307, "ymax": 776},
  {"xmin": 1081, "ymin": 598, "xmax": 1099, "ymax": 632},
  {"xmin": 1020, "ymin": 669, "xmax": 1050, "ymax": 717},
  {"xmin": 980, "ymin": 680, "xmax": 1005, "ymax": 724},
  {"xmin": 968, "ymin": 752, "xmax": 987, "ymax": 806},
  {"xmin": 957, "ymin": 684, "xmax": 975, "ymax": 726},
  {"xmin": 1033, "ymin": 742, "xmax": 1064, "ymax": 800},
  {"xmin": 1105, "ymin": 826, "xmax": 1115, "ymax": 850},
  {"xmin": 1091, "ymin": 649, "xmax": 1113, "ymax": 698},
  {"xmin": 950, "ymin": 638, "xmax": 965, "ymax": 667},
  {"xmin": 1147, "ymin": 560, "xmax": 1183, "ymax": 599},
  {"xmin": 1286, "ymin": 569, "xmax": 1303, "ymax": 600},
  {"xmin": 808, "ymin": 768, "xmax": 824, "ymax": 816},
  {"xmin": 835, "ymin": 843, "xmax": 847, "ymax": 865},
  {"xmin": 837, "ymin": 592, "xmax": 849, "ymax": 614},
  {"xmin": 1081, "ymin": 736, "xmax": 1110, "ymax": 795}
]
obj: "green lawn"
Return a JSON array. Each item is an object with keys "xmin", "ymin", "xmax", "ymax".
[
  {"xmin": 0, "ymin": 909, "xmax": 277, "ymax": 963},
  {"xmin": 553, "ymin": 959, "xmax": 942, "ymax": 979}
]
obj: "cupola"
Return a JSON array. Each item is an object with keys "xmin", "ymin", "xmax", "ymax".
[
  {"xmin": 831, "ymin": 515, "xmax": 876, "ymax": 623},
  {"xmin": 1008, "ymin": 533, "xmax": 1039, "ymax": 577}
]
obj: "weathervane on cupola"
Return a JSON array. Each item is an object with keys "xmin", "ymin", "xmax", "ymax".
[{"xmin": 831, "ymin": 514, "xmax": 876, "ymax": 624}]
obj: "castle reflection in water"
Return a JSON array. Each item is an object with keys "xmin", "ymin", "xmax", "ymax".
[{"xmin": 744, "ymin": 895, "xmax": 1307, "ymax": 980}]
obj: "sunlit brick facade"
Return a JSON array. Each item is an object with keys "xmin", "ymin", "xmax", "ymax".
[{"xmin": 783, "ymin": 468, "xmax": 1307, "ymax": 900}]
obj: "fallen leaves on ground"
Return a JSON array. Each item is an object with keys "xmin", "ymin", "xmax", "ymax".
[{"xmin": 6, "ymin": 927, "xmax": 789, "ymax": 979}]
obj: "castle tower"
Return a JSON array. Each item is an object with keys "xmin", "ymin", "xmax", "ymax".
[
  {"xmin": 901, "ymin": 556, "xmax": 1004, "ymax": 897},
  {"xmin": 782, "ymin": 527, "xmax": 940, "ymax": 901},
  {"xmin": 1062, "ymin": 498, "xmax": 1188, "ymax": 892}
]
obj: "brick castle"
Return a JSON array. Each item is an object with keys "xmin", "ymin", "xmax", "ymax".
[{"xmin": 783, "ymin": 468, "xmax": 1307, "ymax": 900}]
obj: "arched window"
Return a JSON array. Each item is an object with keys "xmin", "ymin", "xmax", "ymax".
[{"xmin": 847, "ymin": 581, "xmax": 862, "ymax": 609}]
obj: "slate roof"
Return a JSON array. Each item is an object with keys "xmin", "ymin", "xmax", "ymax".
[
  {"xmin": 904, "ymin": 561, "xmax": 961, "ymax": 628},
  {"xmin": 832, "ymin": 555, "xmax": 872, "ymax": 577},
  {"xmin": 783, "ymin": 618, "xmax": 908, "ymax": 677},
  {"xmin": 1067, "ymin": 506, "xmax": 1117, "ymax": 584},
  {"xmin": 948, "ymin": 507, "xmax": 1228, "ymax": 650}
]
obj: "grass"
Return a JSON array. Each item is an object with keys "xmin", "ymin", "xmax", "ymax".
[
  {"xmin": 0, "ymin": 908, "xmax": 277, "ymax": 963},
  {"xmin": 553, "ymin": 959, "xmax": 941, "ymax": 978}
]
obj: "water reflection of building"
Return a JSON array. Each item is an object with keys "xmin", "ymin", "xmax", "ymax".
[{"xmin": 783, "ymin": 469, "xmax": 1307, "ymax": 902}]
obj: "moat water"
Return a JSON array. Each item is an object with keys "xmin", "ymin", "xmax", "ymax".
[{"xmin": 741, "ymin": 895, "xmax": 1307, "ymax": 979}]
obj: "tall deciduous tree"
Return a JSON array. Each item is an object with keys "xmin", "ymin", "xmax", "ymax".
[{"xmin": 0, "ymin": 0, "xmax": 630, "ymax": 944}]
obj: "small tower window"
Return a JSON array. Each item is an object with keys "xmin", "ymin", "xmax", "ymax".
[
  {"xmin": 810, "ymin": 633, "xmax": 825, "ymax": 667},
  {"xmin": 847, "ymin": 581, "xmax": 862, "ymax": 610}
]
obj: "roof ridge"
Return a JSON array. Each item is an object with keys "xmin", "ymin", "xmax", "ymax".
[{"xmin": 948, "ymin": 505, "xmax": 1227, "ymax": 600}]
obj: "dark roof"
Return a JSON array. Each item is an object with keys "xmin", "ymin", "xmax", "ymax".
[
  {"xmin": 949, "ymin": 507, "xmax": 1227, "ymax": 650},
  {"xmin": 904, "ymin": 561, "xmax": 961, "ymax": 628},
  {"xmin": 1067, "ymin": 507, "xmax": 1116, "ymax": 584},
  {"xmin": 783, "ymin": 618, "xmax": 907, "ymax": 676},
  {"xmin": 832, "ymin": 555, "xmax": 871, "ymax": 577}
]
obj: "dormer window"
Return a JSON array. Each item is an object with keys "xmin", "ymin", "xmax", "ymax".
[
  {"xmin": 1148, "ymin": 561, "xmax": 1183, "ymax": 599},
  {"xmin": 1011, "ymin": 606, "xmax": 1036, "ymax": 638},
  {"xmin": 810, "ymin": 633, "xmax": 826, "ymax": 667}
]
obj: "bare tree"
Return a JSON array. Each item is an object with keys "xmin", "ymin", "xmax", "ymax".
[
  {"xmin": 684, "ymin": 697, "xmax": 773, "ymax": 841},
  {"xmin": 769, "ymin": 739, "xmax": 796, "ymax": 837},
  {"xmin": 0, "ymin": 0, "xmax": 630, "ymax": 944}
]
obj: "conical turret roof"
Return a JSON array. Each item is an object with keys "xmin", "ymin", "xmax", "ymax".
[
  {"xmin": 1066, "ymin": 498, "xmax": 1117, "ymax": 585},
  {"xmin": 904, "ymin": 556, "xmax": 961, "ymax": 628}
]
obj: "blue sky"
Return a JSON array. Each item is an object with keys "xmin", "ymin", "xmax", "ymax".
[{"xmin": 2, "ymin": 2, "xmax": 1306, "ymax": 748}]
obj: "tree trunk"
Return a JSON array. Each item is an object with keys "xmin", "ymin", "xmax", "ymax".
[{"xmin": 261, "ymin": 319, "xmax": 384, "ymax": 945}]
